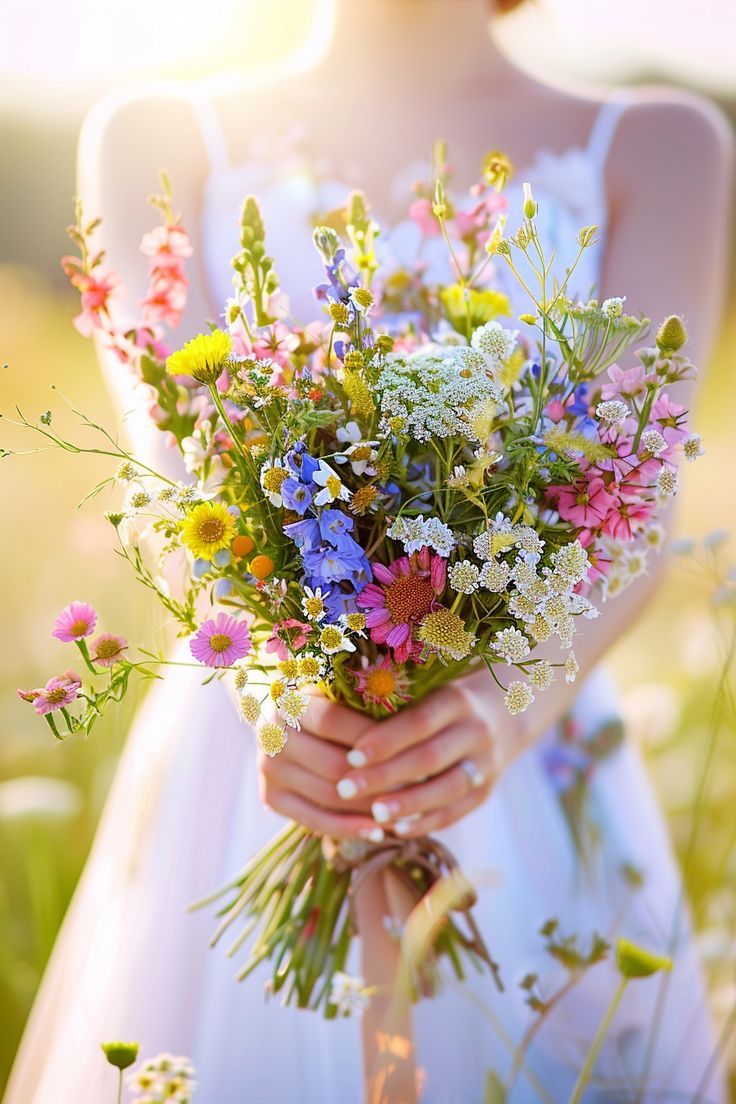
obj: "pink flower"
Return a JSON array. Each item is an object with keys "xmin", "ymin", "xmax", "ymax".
[
  {"xmin": 141, "ymin": 273, "xmax": 188, "ymax": 328},
  {"xmin": 600, "ymin": 487, "xmax": 654, "ymax": 542},
  {"xmin": 544, "ymin": 399, "xmax": 566, "ymax": 424},
  {"xmin": 265, "ymin": 619, "xmax": 311, "ymax": 662},
  {"xmin": 601, "ymin": 363, "xmax": 648, "ymax": 400},
  {"xmin": 33, "ymin": 670, "xmax": 83, "ymax": 715},
  {"xmin": 650, "ymin": 393, "xmax": 689, "ymax": 452},
  {"xmin": 66, "ymin": 270, "xmax": 119, "ymax": 337},
  {"xmin": 52, "ymin": 601, "xmax": 97, "ymax": 643},
  {"xmin": 409, "ymin": 197, "xmax": 441, "ymax": 238},
  {"xmin": 139, "ymin": 223, "xmax": 193, "ymax": 265},
  {"xmin": 90, "ymin": 633, "xmax": 128, "ymax": 668},
  {"xmin": 352, "ymin": 654, "xmax": 411, "ymax": 713},
  {"xmin": 549, "ymin": 475, "xmax": 614, "ymax": 530},
  {"xmin": 190, "ymin": 612, "xmax": 252, "ymax": 668},
  {"xmin": 358, "ymin": 547, "xmax": 446, "ymax": 663}
]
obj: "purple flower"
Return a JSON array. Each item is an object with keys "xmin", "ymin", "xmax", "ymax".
[
  {"xmin": 281, "ymin": 477, "xmax": 313, "ymax": 515},
  {"xmin": 52, "ymin": 601, "xmax": 98, "ymax": 643},
  {"xmin": 190, "ymin": 612, "xmax": 252, "ymax": 667},
  {"xmin": 32, "ymin": 671, "xmax": 83, "ymax": 715},
  {"xmin": 285, "ymin": 443, "xmax": 319, "ymax": 484},
  {"xmin": 318, "ymin": 508, "xmax": 354, "ymax": 545},
  {"xmin": 283, "ymin": 518, "xmax": 322, "ymax": 552}
]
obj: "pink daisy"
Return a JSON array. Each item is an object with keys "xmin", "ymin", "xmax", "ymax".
[
  {"xmin": 52, "ymin": 601, "xmax": 98, "ymax": 643},
  {"xmin": 33, "ymin": 671, "xmax": 83, "ymax": 715},
  {"xmin": 190, "ymin": 612, "xmax": 252, "ymax": 668},
  {"xmin": 90, "ymin": 633, "xmax": 129, "ymax": 669},
  {"xmin": 357, "ymin": 547, "xmax": 446, "ymax": 663},
  {"xmin": 352, "ymin": 655, "xmax": 412, "ymax": 714},
  {"xmin": 265, "ymin": 619, "xmax": 311, "ymax": 662}
]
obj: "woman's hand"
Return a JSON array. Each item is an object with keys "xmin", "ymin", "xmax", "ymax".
[
  {"xmin": 334, "ymin": 673, "xmax": 520, "ymax": 839},
  {"xmin": 257, "ymin": 694, "xmax": 387, "ymax": 842}
]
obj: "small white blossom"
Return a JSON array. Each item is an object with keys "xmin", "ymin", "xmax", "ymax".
[
  {"xmin": 278, "ymin": 689, "xmax": 309, "ymax": 730},
  {"xmin": 301, "ymin": 585, "xmax": 330, "ymax": 622},
  {"xmin": 448, "ymin": 560, "xmax": 481, "ymax": 594},
  {"xmin": 504, "ymin": 680, "xmax": 535, "ymax": 715},
  {"xmin": 470, "ymin": 321, "xmax": 518, "ymax": 370},
  {"xmin": 602, "ymin": 296, "xmax": 626, "ymax": 319},
  {"xmin": 329, "ymin": 971, "xmax": 370, "ymax": 1017},
  {"xmin": 318, "ymin": 624, "xmax": 356, "ymax": 655},
  {"xmin": 530, "ymin": 660, "xmax": 554, "ymax": 690},
  {"xmin": 564, "ymin": 651, "xmax": 579, "ymax": 684},
  {"xmin": 596, "ymin": 400, "xmax": 630, "ymax": 425},
  {"xmin": 640, "ymin": 429, "xmax": 667, "ymax": 456},
  {"xmin": 656, "ymin": 467, "xmax": 678, "ymax": 497},
  {"xmin": 479, "ymin": 560, "xmax": 512, "ymax": 592},
  {"xmin": 312, "ymin": 460, "xmax": 351, "ymax": 506},
  {"xmin": 682, "ymin": 434, "xmax": 704, "ymax": 462},
  {"xmin": 493, "ymin": 627, "xmax": 531, "ymax": 664}
]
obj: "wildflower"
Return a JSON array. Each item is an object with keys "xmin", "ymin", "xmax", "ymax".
[
  {"xmin": 643, "ymin": 523, "xmax": 666, "ymax": 550},
  {"xmin": 233, "ymin": 663, "xmax": 249, "ymax": 692},
  {"xmin": 312, "ymin": 461, "xmax": 351, "ymax": 506},
  {"xmin": 504, "ymin": 680, "xmax": 535, "ymax": 715},
  {"xmin": 265, "ymin": 619, "xmax": 311, "ymax": 661},
  {"xmin": 530, "ymin": 660, "xmax": 554, "ymax": 690},
  {"xmin": 595, "ymin": 399, "xmax": 630, "ymax": 425},
  {"xmin": 522, "ymin": 181, "xmax": 537, "ymax": 220},
  {"xmin": 388, "ymin": 515, "xmax": 455, "ymax": 558},
  {"xmin": 257, "ymin": 720, "xmax": 287, "ymax": 756},
  {"xmin": 470, "ymin": 320, "xmax": 518, "ymax": 369},
  {"xmin": 127, "ymin": 489, "xmax": 152, "ymax": 510},
  {"xmin": 33, "ymin": 671, "xmax": 83, "ymax": 715},
  {"xmin": 448, "ymin": 560, "xmax": 481, "ymax": 594},
  {"xmin": 278, "ymin": 688, "xmax": 309, "ymax": 730},
  {"xmin": 181, "ymin": 501, "xmax": 236, "ymax": 560},
  {"xmin": 115, "ymin": 460, "xmax": 138, "ymax": 482},
  {"xmin": 329, "ymin": 971, "xmax": 370, "ymax": 1017},
  {"xmin": 640, "ymin": 429, "xmax": 667, "ymax": 456},
  {"xmin": 126, "ymin": 1051, "xmax": 197, "ymax": 1101},
  {"xmin": 352, "ymin": 655, "xmax": 411, "ymax": 713},
  {"xmin": 238, "ymin": 694, "xmax": 261, "ymax": 725},
  {"xmin": 319, "ymin": 623, "xmax": 356, "ymax": 655},
  {"xmin": 52, "ymin": 601, "xmax": 97, "ymax": 643},
  {"xmin": 270, "ymin": 679, "xmax": 287, "ymax": 703},
  {"xmin": 417, "ymin": 609, "xmax": 476, "ymax": 661},
  {"xmin": 298, "ymin": 653, "xmax": 326, "ymax": 681},
  {"xmin": 90, "ymin": 633, "xmax": 128, "ymax": 668},
  {"xmin": 447, "ymin": 465, "xmax": 470, "ymax": 489},
  {"xmin": 166, "ymin": 328, "xmax": 231, "ymax": 385},
  {"xmin": 281, "ymin": 477, "xmax": 313, "ymax": 515},
  {"xmin": 479, "ymin": 560, "xmax": 511, "ymax": 592},
  {"xmin": 358, "ymin": 547, "xmax": 446, "ymax": 662},
  {"xmin": 615, "ymin": 938, "xmax": 673, "ymax": 979},
  {"xmin": 682, "ymin": 434, "xmax": 704, "ymax": 462},
  {"xmin": 345, "ymin": 611, "xmax": 367, "ymax": 634},
  {"xmin": 602, "ymin": 296, "xmax": 626, "ymax": 319},
  {"xmin": 601, "ymin": 362, "xmax": 647, "ymax": 400},
  {"xmin": 349, "ymin": 286, "xmax": 374, "ymax": 314},
  {"xmin": 350, "ymin": 485, "xmax": 380, "ymax": 515},
  {"xmin": 492, "ymin": 627, "xmax": 531, "ymax": 664},
  {"xmin": 301, "ymin": 585, "xmax": 330, "ymax": 621},
  {"xmin": 190, "ymin": 612, "xmax": 252, "ymax": 667},
  {"xmin": 260, "ymin": 457, "xmax": 290, "ymax": 507},
  {"xmin": 550, "ymin": 541, "xmax": 590, "ymax": 586},
  {"xmin": 656, "ymin": 467, "xmax": 678, "ymax": 497},
  {"xmin": 564, "ymin": 651, "xmax": 579, "ymax": 684}
]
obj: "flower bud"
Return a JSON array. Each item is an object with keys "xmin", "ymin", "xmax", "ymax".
[
  {"xmin": 656, "ymin": 315, "xmax": 688, "ymax": 354},
  {"xmin": 312, "ymin": 225, "xmax": 341, "ymax": 264},
  {"xmin": 577, "ymin": 225, "xmax": 598, "ymax": 248},
  {"xmin": 518, "ymin": 313, "xmax": 538, "ymax": 326},
  {"xmin": 522, "ymin": 182, "xmax": 537, "ymax": 220},
  {"xmin": 615, "ymin": 938, "xmax": 672, "ymax": 979},
  {"xmin": 101, "ymin": 1041, "xmax": 139, "ymax": 1070}
]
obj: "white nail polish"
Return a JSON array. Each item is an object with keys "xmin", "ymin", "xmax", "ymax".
[
  {"xmin": 366, "ymin": 826, "xmax": 384, "ymax": 843},
  {"xmin": 337, "ymin": 778, "xmax": 358, "ymax": 800},
  {"xmin": 347, "ymin": 749, "xmax": 367, "ymax": 769},
  {"xmin": 372, "ymin": 801, "xmax": 392, "ymax": 824},
  {"xmin": 394, "ymin": 814, "xmax": 420, "ymax": 835}
]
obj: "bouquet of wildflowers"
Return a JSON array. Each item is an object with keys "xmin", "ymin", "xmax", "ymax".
[{"xmin": 9, "ymin": 150, "xmax": 702, "ymax": 1015}]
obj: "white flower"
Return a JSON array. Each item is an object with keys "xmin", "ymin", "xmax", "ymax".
[
  {"xmin": 301, "ymin": 585, "xmax": 330, "ymax": 622},
  {"xmin": 602, "ymin": 296, "xmax": 626, "ymax": 319},
  {"xmin": 329, "ymin": 971, "xmax": 370, "ymax": 1017},
  {"xmin": 447, "ymin": 465, "xmax": 470, "ymax": 489},
  {"xmin": 530, "ymin": 660, "xmax": 554, "ymax": 690},
  {"xmin": 551, "ymin": 541, "xmax": 590, "ymax": 585},
  {"xmin": 470, "ymin": 321, "xmax": 518, "ymax": 370},
  {"xmin": 448, "ymin": 560, "xmax": 481, "ymax": 594},
  {"xmin": 335, "ymin": 422, "xmax": 379, "ymax": 475},
  {"xmin": 504, "ymin": 680, "xmax": 535, "ymax": 715},
  {"xmin": 656, "ymin": 467, "xmax": 678, "ymax": 497},
  {"xmin": 682, "ymin": 434, "xmax": 704, "ymax": 462},
  {"xmin": 623, "ymin": 546, "xmax": 650, "ymax": 580},
  {"xmin": 237, "ymin": 693, "xmax": 261, "ymax": 726},
  {"xmin": 388, "ymin": 515, "xmax": 455, "ymax": 557},
  {"xmin": 643, "ymin": 523, "xmax": 666, "ymax": 550},
  {"xmin": 493, "ymin": 627, "xmax": 531, "ymax": 665},
  {"xmin": 312, "ymin": 460, "xmax": 351, "ymax": 506},
  {"xmin": 479, "ymin": 559, "xmax": 511, "ymax": 592},
  {"xmin": 564, "ymin": 651, "xmax": 579, "ymax": 684},
  {"xmin": 318, "ymin": 623, "xmax": 356, "ymax": 655},
  {"xmin": 640, "ymin": 429, "xmax": 667, "ymax": 456},
  {"xmin": 278, "ymin": 689, "xmax": 309, "ymax": 730},
  {"xmin": 259, "ymin": 457, "xmax": 290, "ymax": 507},
  {"xmin": 596, "ymin": 399, "xmax": 630, "ymax": 425},
  {"xmin": 424, "ymin": 516, "xmax": 456, "ymax": 557}
]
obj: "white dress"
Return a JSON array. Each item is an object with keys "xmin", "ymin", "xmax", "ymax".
[{"xmin": 6, "ymin": 95, "xmax": 724, "ymax": 1104}]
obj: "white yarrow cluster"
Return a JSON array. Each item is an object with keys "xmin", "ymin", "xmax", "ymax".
[
  {"xmin": 470, "ymin": 321, "xmax": 519, "ymax": 370},
  {"xmin": 388, "ymin": 514, "xmax": 455, "ymax": 557},
  {"xmin": 126, "ymin": 1052, "xmax": 197, "ymax": 1102},
  {"xmin": 449, "ymin": 560, "xmax": 481, "ymax": 594}
]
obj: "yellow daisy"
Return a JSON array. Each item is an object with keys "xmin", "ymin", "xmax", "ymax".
[
  {"xmin": 181, "ymin": 501, "xmax": 237, "ymax": 560},
  {"xmin": 166, "ymin": 329, "xmax": 232, "ymax": 384}
]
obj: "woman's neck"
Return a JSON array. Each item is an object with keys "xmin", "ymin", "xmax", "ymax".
[{"xmin": 311, "ymin": 0, "xmax": 518, "ymax": 93}]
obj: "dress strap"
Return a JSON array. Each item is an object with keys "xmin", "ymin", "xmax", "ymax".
[
  {"xmin": 585, "ymin": 92, "xmax": 633, "ymax": 173},
  {"xmin": 190, "ymin": 92, "xmax": 231, "ymax": 174}
]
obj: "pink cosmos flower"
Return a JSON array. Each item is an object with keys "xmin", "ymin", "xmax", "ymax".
[
  {"xmin": 52, "ymin": 601, "xmax": 98, "ymax": 643},
  {"xmin": 601, "ymin": 363, "xmax": 648, "ymax": 401},
  {"xmin": 33, "ymin": 671, "xmax": 83, "ymax": 715},
  {"xmin": 90, "ymin": 633, "xmax": 129, "ymax": 668},
  {"xmin": 409, "ymin": 197, "xmax": 442, "ymax": 238},
  {"xmin": 600, "ymin": 487, "xmax": 654, "ymax": 542},
  {"xmin": 265, "ymin": 619, "xmax": 311, "ymax": 662},
  {"xmin": 352, "ymin": 654, "xmax": 412, "ymax": 713},
  {"xmin": 549, "ymin": 475, "xmax": 615, "ymax": 530},
  {"xmin": 358, "ymin": 547, "xmax": 446, "ymax": 663},
  {"xmin": 190, "ymin": 612, "xmax": 252, "ymax": 668}
]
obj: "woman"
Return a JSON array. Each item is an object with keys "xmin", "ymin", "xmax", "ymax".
[{"xmin": 7, "ymin": 0, "xmax": 733, "ymax": 1100}]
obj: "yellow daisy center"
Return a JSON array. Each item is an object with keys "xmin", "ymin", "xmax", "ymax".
[
  {"xmin": 209, "ymin": 633, "xmax": 233, "ymax": 652},
  {"xmin": 46, "ymin": 686, "xmax": 70, "ymax": 704},
  {"xmin": 365, "ymin": 669, "xmax": 397, "ymax": 698},
  {"xmin": 70, "ymin": 619, "xmax": 90, "ymax": 636},
  {"xmin": 304, "ymin": 596, "xmax": 325, "ymax": 617},
  {"xmin": 320, "ymin": 626, "xmax": 343, "ymax": 649},
  {"xmin": 95, "ymin": 638, "xmax": 122, "ymax": 659},
  {"xmin": 263, "ymin": 467, "xmax": 289, "ymax": 492},
  {"xmin": 351, "ymin": 445, "xmax": 373, "ymax": 461},
  {"xmin": 325, "ymin": 475, "xmax": 342, "ymax": 497}
]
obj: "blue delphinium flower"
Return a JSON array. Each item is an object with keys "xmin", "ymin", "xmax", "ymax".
[
  {"xmin": 281, "ymin": 477, "xmax": 313, "ymax": 516},
  {"xmin": 284, "ymin": 508, "xmax": 371, "ymax": 621},
  {"xmin": 285, "ymin": 442, "xmax": 319, "ymax": 485}
]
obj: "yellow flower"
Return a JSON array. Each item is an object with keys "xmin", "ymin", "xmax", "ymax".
[
  {"xmin": 180, "ymin": 501, "xmax": 237, "ymax": 560},
  {"xmin": 440, "ymin": 284, "xmax": 511, "ymax": 333},
  {"xmin": 417, "ymin": 610, "xmax": 476, "ymax": 661},
  {"xmin": 258, "ymin": 720, "xmax": 287, "ymax": 757},
  {"xmin": 166, "ymin": 329, "xmax": 232, "ymax": 384}
]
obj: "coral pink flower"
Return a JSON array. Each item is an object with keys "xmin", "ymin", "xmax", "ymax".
[
  {"xmin": 190, "ymin": 612, "xmax": 252, "ymax": 668},
  {"xmin": 650, "ymin": 394, "xmax": 689, "ymax": 452},
  {"xmin": 358, "ymin": 547, "xmax": 446, "ymax": 663},
  {"xmin": 549, "ymin": 475, "xmax": 614, "ymax": 530},
  {"xmin": 90, "ymin": 633, "xmax": 128, "ymax": 668},
  {"xmin": 63, "ymin": 268, "xmax": 119, "ymax": 337},
  {"xmin": 600, "ymin": 488, "xmax": 654, "ymax": 542},
  {"xmin": 409, "ymin": 197, "xmax": 441, "ymax": 238},
  {"xmin": 265, "ymin": 619, "xmax": 311, "ymax": 661},
  {"xmin": 33, "ymin": 671, "xmax": 83, "ymax": 715},
  {"xmin": 352, "ymin": 655, "xmax": 412, "ymax": 713},
  {"xmin": 52, "ymin": 601, "xmax": 98, "ymax": 643},
  {"xmin": 141, "ymin": 273, "xmax": 188, "ymax": 328},
  {"xmin": 601, "ymin": 363, "xmax": 648, "ymax": 400},
  {"xmin": 139, "ymin": 223, "xmax": 193, "ymax": 266}
]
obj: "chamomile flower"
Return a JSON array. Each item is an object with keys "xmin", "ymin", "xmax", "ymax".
[
  {"xmin": 278, "ymin": 689, "xmax": 309, "ymax": 730},
  {"xmin": 318, "ymin": 623, "xmax": 356, "ymax": 655},
  {"xmin": 259, "ymin": 457, "xmax": 290, "ymax": 507},
  {"xmin": 417, "ymin": 609, "xmax": 476, "ymax": 661},
  {"xmin": 301, "ymin": 585, "xmax": 330, "ymax": 622},
  {"xmin": 297, "ymin": 653, "xmax": 326, "ymax": 682},
  {"xmin": 313, "ymin": 461, "xmax": 351, "ymax": 506},
  {"xmin": 258, "ymin": 720, "xmax": 287, "ymax": 757}
]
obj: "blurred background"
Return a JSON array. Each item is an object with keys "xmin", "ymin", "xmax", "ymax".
[{"xmin": 1, "ymin": 0, "xmax": 736, "ymax": 1095}]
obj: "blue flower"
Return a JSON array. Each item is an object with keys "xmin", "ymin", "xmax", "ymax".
[
  {"xmin": 285, "ymin": 443, "xmax": 319, "ymax": 485},
  {"xmin": 283, "ymin": 518, "xmax": 322, "ymax": 552},
  {"xmin": 281, "ymin": 477, "xmax": 313, "ymax": 516}
]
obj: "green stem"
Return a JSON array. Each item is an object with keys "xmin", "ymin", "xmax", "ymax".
[
  {"xmin": 116, "ymin": 1068, "xmax": 123, "ymax": 1104},
  {"xmin": 568, "ymin": 977, "xmax": 628, "ymax": 1104}
]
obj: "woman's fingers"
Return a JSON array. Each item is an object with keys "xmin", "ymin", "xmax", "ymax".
[
  {"xmin": 335, "ymin": 721, "xmax": 482, "ymax": 802},
  {"xmin": 260, "ymin": 752, "xmax": 375, "ymax": 815},
  {"xmin": 388, "ymin": 787, "xmax": 487, "ymax": 840},
  {"xmin": 301, "ymin": 691, "xmax": 375, "ymax": 748},
  {"xmin": 346, "ymin": 683, "xmax": 471, "ymax": 768},
  {"xmin": 278, "ymin": 727, "xmax": 351, "ymax": 783},
  {"xmin": 367, "ymin": 755, "xmax": 494, "ymax": 826},
  {"xmin": 262, "ymin": 784, "xmax": 385, "ymax": 842}
]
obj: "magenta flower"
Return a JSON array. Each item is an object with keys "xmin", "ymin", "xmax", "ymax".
[
  {"xmin": 190, "ymin": 612, "xmax": 252, "ymax": 668},
  {"xmin": 650, "ymin": 393, "xmax": 689, "ymax": 453},
  {"xmin": 265, "ymin": 619, "xmax": 311, "ymax": 662},
  {"xmin": 601, "ymin": 363, "xmax": 648, "ymax": 400},
  {"xmin": 33, "ymin": 671, "xmax": 83, "ymax": 715},
  {"xmin": 90, "ymin": 633, "xmax": 128, "ymax": 668},
  {"xmin": 550, "ymin": 475, "xmax": 615, "ymax": 530},
  {"xmin": 52, "ymin": 601, "xmax": 98, "ymax": 643},
  {"xmin": 358, "ymin": 547, "xmax": 446, "ymax": 663}
]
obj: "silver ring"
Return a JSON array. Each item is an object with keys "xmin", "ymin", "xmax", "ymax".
[{"xmin": 459, "ymin": 759, "xmax": 485, "ymax": 789}]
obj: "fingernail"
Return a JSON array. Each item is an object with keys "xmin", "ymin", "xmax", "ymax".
[
  {"xmin": 347, "ymin": 749, "xmax": 368, "ymax": 769},
  {"xmin": 361, "ymin": 826, "xmax": 384, "ymax": 843},
  {"xmin": 337, "ymin": 778, "xmax": 359, "ymax": 800},
  {"xmin": 372, "ymin": 800, "xmax": 398, "ymax": 824},
  {"xmin": 394, "ymin": 814, "xmax": 421, "ymax": 835}
]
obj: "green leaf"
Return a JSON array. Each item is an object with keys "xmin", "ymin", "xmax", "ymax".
[{"xmin": 483, "ymin": 1069, "xmax": 507, "ymax": 1104}]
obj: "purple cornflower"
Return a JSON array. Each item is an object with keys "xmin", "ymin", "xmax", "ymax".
[
  {"xmin": 190, "ymin": 612, "xmax": 252, "ymax": 667},
  {"xmin": 52, "ymin": 601, "xmax": 98, "ymax": 642}
]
